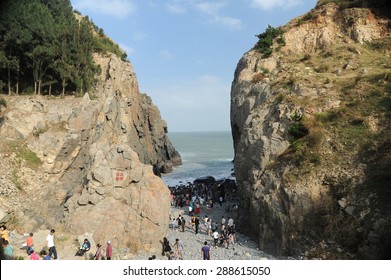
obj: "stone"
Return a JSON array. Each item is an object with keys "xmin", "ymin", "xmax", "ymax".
[
  {"xmin": 89, "ymin": 193, "xmax": 102, "ymax": 205},
  {"xmin": 338, "ymin": 198, "xmax": 347, "ymax": 208},
  {"xmin": 345, "ymin": 206, "xmax": 355, "ymax": 216},
  {"xmin": 0, "ymin": 209, "xmax": 10, "ymax": 224},
  {"xmin": 343, "ymin": 60, "xmax": 359, "ymax": 70}
]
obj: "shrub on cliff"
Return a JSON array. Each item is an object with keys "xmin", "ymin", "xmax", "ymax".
[
  {"xmin": 289, "ymin": 111, "xmax": 309, "ymax": 141},
  {"xmin": 255, "ymin": 25, "xmax": 285, "ymax": 58}
]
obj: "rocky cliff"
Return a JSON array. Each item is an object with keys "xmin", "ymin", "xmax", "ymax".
[
  {"xmin": 231, "ymin": 1, "xmax": 391, "ymax": 259},
  {"xmin": 0, "ymin": 53, "xmax": 181, "ymax": 254}
]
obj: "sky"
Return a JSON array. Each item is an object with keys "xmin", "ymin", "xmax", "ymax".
[{"xmin": 70, "ymin": 0, "xmax": 318, "ymax": 132}]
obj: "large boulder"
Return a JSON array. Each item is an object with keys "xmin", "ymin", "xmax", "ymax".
[{"xmin": 0, "ymin": 53, "xmax": 179, "ymax": 256}]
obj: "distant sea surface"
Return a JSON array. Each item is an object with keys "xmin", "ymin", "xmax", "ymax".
[{"xmin": 162, "ymin": 131, "xmax": 234, "ymax": 187}]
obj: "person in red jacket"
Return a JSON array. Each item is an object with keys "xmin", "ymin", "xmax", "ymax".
[{"xmin": 105, "ymin": 240, "xmax": 112, "ymax": 260}]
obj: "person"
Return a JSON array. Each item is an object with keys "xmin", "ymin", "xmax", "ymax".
[
  {"xmin": 181, "ymin": 216, "xmax": 186, "ymax": 232},
  {"xmin": 207, "ymin": 218, "xmax": 212, "ymax": 237},
  {"xmin": 188, "ymin": 204, "xmax": 193, "ymax": 216},
  {"xmin": 26, "ymin": 232, "xmax": 34, "ymax": 253},
  {"xmin": 202, "ymin": 215, "xmax": 209, "ymax": 233},
  {"xmin": 174, "ymin": 238, "xmax": 184, "ymax": 260},
  {"xmin": 161, "ymin": 237, "xmax": 171, "ymax": 256},
  {"xmin": 0, "ymin": 238, "xmax": 5, "ymax": 260},
  {"xmin": 27, "ymin": 248, "xmax": 39, "ymax": 260},
  {"xmin": 46, "ymin": 229, "xmax": 57, "ymax": 260},
  {"xmin": 211, "ymin": 221, "xmax": 218, "ymax": 233},
  {"xmin": 212, "ymin": 230, "xmax": 219, "ymax": 248},
  {"xmin": 76, "ymin": 238, "xmax": 91, "ymax": 258},
  {"xmin": 228, "ymin": 218, "xmax": 234, "ymax": 227},
  {"xmin": 191, "ymin": 215, "xmax": 196, "ymax": 230},
  {"xmin": 195, "ymin": 216, "xmax": 200, "ymax": 235},
  {"xmin": 0, "ymin": 225, "xmax": 9, "ymax": 241},
  {"xmin": 94, "ymin": 244, "xmax": 102, "ymax": 260},
  {"xmin": 106, "ymin": 240, "xmax": 112, "ymax": 260},
  {"xmin": 176, "ymin": 215, "xmax": 182, "ymax": 230},
  {"xmin": 3, "ymin": 240, "xmax": 13, "ymax": 258},
  {"xmin": 201, "ymin": 241, "xmax": 211, "ymax": 260},
  {"xmin": 168, "ymin": 250, "xmax": 175, "ymax": 260},
  {"xmin": 40, "ymin": 250, "xmax": 51, "ymax": 260},
  {"xmin": 220, "ymin": 230, "xmax": 229, "ymax": 249},
  {"xmin": 228, "ymin": 224, "xmax": 236, "ymax": 246},
  {"xmin": 221, "ymin": 217, "xmax": 226, "ymax": 228},
  {"xmin": 195, "ymin": 203, "xmax": 201, "ymax": 215}
]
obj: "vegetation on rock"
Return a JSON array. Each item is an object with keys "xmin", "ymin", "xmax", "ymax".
[
  {"xmin": 316, "ymin": 0, "xmax": 391, "ymax": 16},
  {"xmin": 255, "ymin": 25, "xmax": 285, "ymax": 58},
  {"xmin": 0, "ymin": 0, "xmax": 127, "ymax": 96}
]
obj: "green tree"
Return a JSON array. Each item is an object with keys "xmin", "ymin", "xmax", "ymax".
[
  {"xmin": 52, "ymin": 14, "xmax": 77, "ymax": 97},
  {"xmin": 72, "ymin": 17, "xmax": 97, "ymax": 94},
  {"xmin": 0, "ymin": 0, "xmax": 102, "ymax": 96},
  {"xmin": 23, "ymin": 0, "xmax": 56, "ymax": 95},
  {"xmin": 0, "ymin": 0, "xmax": 33, "ymax": 95},
  {"xmin": 255, "ymin": 25, "xmax": 285, "ymax": 58}
]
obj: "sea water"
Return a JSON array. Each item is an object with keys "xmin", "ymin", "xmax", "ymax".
[{"xmin": 162, "ymin": 131, "xmax": 234, "ymax": 187}]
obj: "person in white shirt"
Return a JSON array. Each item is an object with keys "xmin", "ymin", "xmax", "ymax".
[
  {"xmin": 212, "ymin": 230, "xmax": 219, "ymax": 248},
  {"xmin": 46, "ymin": 229, "xmax": 57, "ymax": 259}
]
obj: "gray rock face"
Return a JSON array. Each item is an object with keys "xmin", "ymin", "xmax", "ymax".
[
  {"xmin": 230, "ymin": 3, "xmax": 391, "ymax": 258},
  {"xmin": 0, "ymin": 53, "xmax": 180, "ymax": 254}
]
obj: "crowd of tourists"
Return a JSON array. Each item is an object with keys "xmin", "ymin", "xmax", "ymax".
[
  {"xmin": 1, "ymin": 177, "xmax": 238, "ymax": 261},
  {"xmin": 162, "ymin": 178, "xmax": 239, "ymax": 260},
  {"xmin": 0, "ymin": 225, "xmax": 113, "ymax": 260}
]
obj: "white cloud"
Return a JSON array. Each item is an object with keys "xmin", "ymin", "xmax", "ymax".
[
  {"xmin": 72, "ymin": 0, "xmax": 136, "ymax": 18},
  {"xmin": 249, "ymin": 0, "xmax": 302, "ymax": 10},
  {"xmin": 194, "ymin": 2, "xmax": 243, "ymax": 30},
  {"xmin": 166, "ymin": 4, "xmax": 187, "ymax": 14},
  {"xmin": 194, "ymin": 2, "xmax": 225, "ymax": 15},
  {"xmin": 214, "ymin": 16, "xmax": 243, "ymax": 30}
]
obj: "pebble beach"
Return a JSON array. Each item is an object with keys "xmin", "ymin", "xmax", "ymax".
[{"xmin": 129, "ymin": 202, "xmax": 277, "ymax": 260}]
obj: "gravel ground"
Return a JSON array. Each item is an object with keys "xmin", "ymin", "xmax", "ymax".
[{"xmin": 128, "ymin": 203, "xmax": 278, "ymax": 260}]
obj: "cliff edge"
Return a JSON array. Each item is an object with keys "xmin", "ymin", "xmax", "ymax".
[
  {"xmin": 231, "ymin": 1, "xmax": 390, "ymax": 259},
  {"xmin": 0, "ymin": 53, "xmax": 181, "ymax": 254}
]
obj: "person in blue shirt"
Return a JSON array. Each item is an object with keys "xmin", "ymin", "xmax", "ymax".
[
  {"xmin": 40, "ymin": 250, "xmax": 51, "ymax": 260},
  {"xmin": 201, "ymin": 241, "xmax": 211, "ymax": 260},
  {"xmin": 3, "ymin": 240, "xmax": 14, "ymax": 259},
  {"xmin": 76, "ymin": 238, "xmax": 91, "ymax": 257}
]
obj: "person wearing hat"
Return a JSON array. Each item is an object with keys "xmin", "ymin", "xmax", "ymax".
[{"xmin": 105, "ymin": 240, "xmax": 112, "ymax": 260}]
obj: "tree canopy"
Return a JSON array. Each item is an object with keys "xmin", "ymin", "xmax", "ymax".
[{"xmin": 0, "ymin": 0, "xmax": 127, "ymax": 96}]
